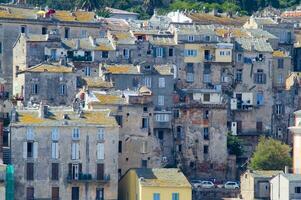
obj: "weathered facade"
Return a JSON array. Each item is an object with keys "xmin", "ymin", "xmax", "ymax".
[{"xmin": 10, "ymin": 106, "xmax": 119, "ymax": 200}]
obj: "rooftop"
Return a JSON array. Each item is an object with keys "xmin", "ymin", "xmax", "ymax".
[
  {"xmin": 13, "ymin": 108, "xmax": 117, "ymax": 127},
  {"xmin": 105, "ymin": 7, "xmax": 138, "ymax": 16},
  {"xmin": 82, "ymin": 77, "xmax": 113, "ymax": 89},
  {"xmin": 235, "ymin": 38, "xmax": 273, "ymax": 52},
  {"xmin": 281, "ymin": 173, "xmax": 301, "ymax": 181},
  {"xmin": 247, "ymin": 170, "xmax": 282, "ymax": 178},
  {"xmin": 19, "ymin": 63, "xmax": 73, "ymax": 73},
  {"xmin": 62, "ymin": 38, "xmax": 115, "ymax": 51},
  {"xmin": 273, "ymin": 50, "xmax": 289, "ymax": 57},
  {"xmin": 134, "ymin": 168, "xmax": 191, "ymax": 188}
]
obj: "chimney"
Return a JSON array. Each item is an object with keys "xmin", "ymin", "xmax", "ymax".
[
  {"xmin": 76, "ymin": 39, "xmax": 80, "ymax": 50},
  {"xmin": 38, "ymin": 103, "xmax": 48, "ymax": 119}
]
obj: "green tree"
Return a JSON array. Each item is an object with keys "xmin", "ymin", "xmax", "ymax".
[
  {"xmin": 249, "ymin": 136, "xmax": 292, "ymax": 170},
  {"xmin": 227, "ymin": 133, "xmax": 244, "ymax": 157},
  {"xmin": 77, "ymin": 0, "xmax": 101, "ymax": 11}
]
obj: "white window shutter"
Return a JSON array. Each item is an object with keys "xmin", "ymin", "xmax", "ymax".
[
  {"xmin": 75, "ymin": 143, "xmax": 79, "ymax": 160},
  {"xmin": 97, "ymin": 143, "xmax": 104, "ymax": 160},
  {"xmin": 52, "ymin": 128, "xmax": 59, "ymax": 141},
  {"xmin": 71, "ymin": 143, "xmax": 76, "ymax": 160},
  {"xmin": 52, "ymin": 142, "xmax": 59, "ymax": 159},
  {"xmin": 33, "ymin": 142, "xmax": 38, "ymax": 159},
  {"xmin": 26, "ymin": 127, "xmax": 34, "ymax": 141},
  {"xmin": 23, "ymin": 142, "xmax": 27, "ymax": 159}
]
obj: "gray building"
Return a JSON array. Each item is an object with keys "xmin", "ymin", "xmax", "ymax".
[{"xmin": 10, "ymin": 106, "xmax": 119, "ymax": 200}]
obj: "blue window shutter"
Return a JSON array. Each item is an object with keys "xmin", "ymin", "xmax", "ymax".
[{"xmin": 153, "ymin": 47, "xmax": 157, "ymax": 57}]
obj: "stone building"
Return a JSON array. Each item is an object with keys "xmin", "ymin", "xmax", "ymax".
[
  {"xmin": 10, "ymin": 106, "xmax": 119, "ymax": 200},
  {"xmin": 82, "ymin": 88, "xmax": 174, "ymax": 176},
  {"xmin": 173, "ymin": 89, "xmax": 229, "ymax": 179},
  {"xmin": 0, "ymin": 5, "xmax": 107, "ymax": 92}
]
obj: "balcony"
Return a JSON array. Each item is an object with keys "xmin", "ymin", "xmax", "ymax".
[
  {"xmin": 71, "ymin": 55, "xmax": 93, "ymax": 62},
  {"xmin": 67, "ymin": 173, "xmax": 110, "ymax": 184}
]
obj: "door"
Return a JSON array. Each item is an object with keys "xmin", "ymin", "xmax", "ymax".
[
  {"xmin": 96, "ymin": 188, "xmax": 104, "ymax": 200},
  {"xmin": 258, "ymin": 181, "xmax": 270, "ymax": 198},
  {"xmin": 71, "ymin": 187, "xmax": 79, "ymax": 200}
]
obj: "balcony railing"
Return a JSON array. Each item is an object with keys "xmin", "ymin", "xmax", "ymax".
[{"xmin": 67, "ymin": 173, "xmax": 110, "ymax": 183}]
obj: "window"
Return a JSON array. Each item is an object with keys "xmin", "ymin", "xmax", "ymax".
[
  {"xmin": 118, "ymin": 141, "xmax": 122, "ymax": 153},
  {"xmin": 115, "ymin": 115, "xmax": 123, "ymax": 127},
  {"xmin": 158, "ymin": 77, "xmax": 165, "ymax": 88},
  {"xmin": 142, "ymin": 159, "xmax": 147, "ymax": 168},
  {"xmin": 26, "ymin": 187, "xmax": 34, "ymax": 200},
  {"xmin": 42, "ymin": 27, "xmax": 47, "ymax": 35},
  {"xmin": 102, "ymin": 51, "xmax": 109, "ymax": 58},
  {"xmin": 204, "ymin": 128, "xmax": 209, "ymax": 140},
  {"xmin": 72, "ymin": 128, "xmax": 80, "ymax": 140},
  {"xmin": 80, "ymin": 30, "xmax": 87, "ymax": 38},
  {"xmin": 278, "ymin": 74, "xmax": 283, "ymax": 84},
  {"xmin": 205, "ymin": 35, "xmax": 211, "ymax": 42},
  {"xmin": 26, "ymin": 127, "xmax": 34, "ymax": 141},
  {"xmin": 236, "ymin": 69, "xmax": 242, "ymax": 82},
  {"xmin": 71, "ymin": 187, "xmax": 79, "ymax": 200},
  {"xmin": 97, "ymin": 143, "xmax": 104, "ymax": 159},
  {"xmin": 32, "ymin": 84, "xmax": 38, "ymax": 94},
  {"xmin": 51, "ymin": 49, "xmax": 57, "ymax": 60},
  {"xmin": 51, "ymin": 142, "xmax": 59, "ymax": 159},
  {"xmin": 64, "ymin": 27, "xmax": 70, "ymax": 39},
  {"xmin": 143, "ymin": 106, "xmax": 148, "ymax": 112},
  {"xmin": 256, "ymin": 92, "xmax": 264, "ymax": 106},
  {"xmin": 278, "ymin": 58, "xmax": 284, "ymax": 68},
  {"xmin": 26, "ymin": 163, "xmax": 34, "ymax": 180},
  {"xmin": 158, "ymin": 96, "xmax": 164, "ymax": 106},
  {"xmin": 156, "ymin": 47, "xmax": 163, "ymax": 57},
  {"xmin": 220, "ymin": 51, "xmax": 225, "ymax": 56},
  {"xmin": 204, "ymin": 110, "xmax": 209, "ymax": 119},
  {"xmin": 144, "ymin": 77, "xmax": 152, "ymax": 88},
  {"xmin": 276, "ymin": 104, "xmax": 283, "ymax": 115},
  {"xmin": 0, "ymin": 42, "xmax": 2, "ymax": 54},
  {"xmin": 237, "ymin": 53, "xmax": 242, "ymax": 62},
  {"xmin": 174, "ymin": 109, "xmax": 180, "ymax": 118},
  {"xmin": 123, "ymin": 49, "xmax": 130, "ymax": 59},
  {"xmin": 188, "ymin": 35, "xmax": 194, "ymax": 42},
  {"xmin": 23, "ymin": 141, "xmax": 38, "ymax": 159},
  {"xmin": 203, "ymin": 94, "xmax": 210, "ymax": 102},
  {"xmin": 237, "ymin": 121, "xmax": 242, "ymax": 134},
  {"xmin": 186, "ymin": 72, "xmax": 194, "ymax": 82},
  {"xmin": 256, "ymin": 121, "xmax": 263, "ymax": 132},
  {"xmin": 172, "ymin": 193, "xmax": 179, "ymax": 200},
  {"xmin": 71, "ymin": 143, "xmax": 80, "ymax": 160},
  {"xmin": 59, "ymin": 84, "xmax": 66, "ymax": 95},
  {"xmin": 97, "ymin": 163, "xmax": 104, "ymax": 180},
  {"xmin": 186, "ymin": 49, "xmax": 197, "ymax": 57},
  {"xmin": 295, "ymin": 187, "xmax": 301, "ymax": 194},
  {"xmin": 98, "ymin": 128, "xmax": 104, "ymax": 141},
  {"xmin": 21, "ymin": 25, "xmax": 26, "ymax": 33},
  {"xmin": 155, "ymin": 114, "xmax": 169, "ymax": 122},
  {"xmin": 85, "ymin": 66, "xmax": 91, "ymax": 76},
  {"xmin": 51, "ymin": 128, "xmax": 59, "ymax": 141},
  {"xmin": 254, "ymin": 70, "xmax": 267, "ymax": 84},
  {"xmin": 153, "ymin": 193, "xmax": 160, "ymax": 200},
  {"xmin": 69, "ymin": 163, "xmax": 81, "ymax": 180},
  {"xmin": 96, "ymin": 188, "xmax": 104, "ymax": 200},
  {"xmin": 51, "ymin": 187, "xmax": 59, "ymax": 200},
  {"xmin": 27, "ymin": 142, "xmax": 33, "ymax": 158},
  {"xmin": 204, "ymin": 145, "xmax": 209, "ymax": 154},
  {"xmin": 158, "ymin": 130, "xmax": 164, "ymax": 140},
  {"xmin": 51, "ymin": 163, "xmax": 59, "ymax": 180},
  {"xmin": 169, "ymin": 48, "xmax": 174, "ymax": 56},
  {"xmin": 142, "ymin": 118, "xmax": 148, "ymax": 129}
]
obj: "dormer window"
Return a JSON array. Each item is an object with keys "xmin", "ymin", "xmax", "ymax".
[{"xmin": 188, "ymin": 35, "xmax": 194, "ymax": 42}]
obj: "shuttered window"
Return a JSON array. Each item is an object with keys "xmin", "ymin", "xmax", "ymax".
[
  {"xmin": 97, "ymin": 143, "xmax": 104, "ymax": 160},
  {"xmin": 51, "ymin": 163, "xmax": 59, "ymax": 181},
  {"xmin": 51, "ymin": 128, "xmax": 59, "ymax": 141},
  {"xmin": 26, "ymin": 163, "xmax": 34, "ymax": 180},
  {"xmin": 51, "ymin": 187, "xmax": 59, "ymax": 200},
  {"xmin": 26, "ymin": 187, "xmax": 34, "ymax": 200},
  {"xmin": 71, "ymin": 143, "xmax": 80, "ymax": 160},
  {"xmin": 51, "ymin": 142, "xmax": 59, "ymax": 159},
  {"xmin": 97, "ymin": 164, "xmax": 104, "ymax": 180}
]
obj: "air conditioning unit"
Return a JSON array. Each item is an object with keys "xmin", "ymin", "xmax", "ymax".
[
  {"xmin": 231, "ymin": 122, "xmax": 237, "ymax": 135},
  {"xmin": 231, "ymin": 98, "xmax": 237, "ymax": 110}
]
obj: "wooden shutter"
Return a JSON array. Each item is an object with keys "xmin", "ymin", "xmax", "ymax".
[
  {"xmin": 97, "ymin": 164, "xmax": 104, "ymax": 180},
  {"xmin": 68, "ymin": 163, "xmax": 72, "ymax": 177},
  {"xmin": 52, "ymin": 187, "xmax": 59, "ymax": 200},
  {"xmin": 51, "ymin": 142, "xmax": 59, "ymax": 159},
  {"xmin": 26, "ymin": 187, "xmax": 34, "ymax": 200},
  {"xmin": 52, "ymin": 163, "xmax": 59, "ymax": 181},
  {"xmin": 237, "ymin": 121, "xmax": 242, "ymax": 134},
  {"xmin": 26, "ymin": 163, "xmax": 34, "ymax": 180},
  {"xmin": 79, "ymin": 163, "xmax": 82, "ymax": 174},
  {"xmin": 71, "ymin": 143, "xmax": 76, "ymax": 160},
  {"xmin": 23, "ymin": 142, "xmax": 27, "ymax": 159},
  {"xmin": 52, "ymin": 128, "xmax": 59, "ymax": 141},
  {"xmin": 75, "ymin": 143, "xmax": 79, "ymax": 159},
  {"xmin": 97, "ymin": 143, "xmax": 104, "ymax": 160},
  {"xmin": 33, "ymin": 142, "xmax": 38, "ymax": 159}
]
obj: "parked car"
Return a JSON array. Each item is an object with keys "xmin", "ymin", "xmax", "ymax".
[
  {"xmin": 190, "ymin": 180, "xmax": 202, "ymax": 188},
  {"xmin": 200, "ymin": 181, "xmax": 215, "ymax": 189},
  {"xmin": 224, "ymin": 181, "xmax": 240, "ymax": 189}
]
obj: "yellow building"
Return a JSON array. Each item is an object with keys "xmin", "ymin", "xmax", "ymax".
[{"xmin": 118, "ymin": 168, "xmax": 192, "ymax": 200}]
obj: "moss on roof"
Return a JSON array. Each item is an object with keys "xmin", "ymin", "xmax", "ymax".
[
  {"xmin": 135, "ymin": 168, "xmax": 191, "ymax": 188},
  {"xmin": 94, "ymin": 93, "xmax": 126, "ymax": 105},
  {"xmin": 15, "ymin": 109, "xmax": 117, "ymax": 126},
  {"xmin": 273, "ymin": 50, "xmax": 288, "ymax": 57},
  {"xmin": 82, "ymin": 77, "xmax": 113, "ymax": 89},
  {"xmin": 106, "ymin": 65, "xmax": 137, "ymax": 74},
  {"xmin": 20, "ymin": 63, "xmax": 73, "ymax": 73}
]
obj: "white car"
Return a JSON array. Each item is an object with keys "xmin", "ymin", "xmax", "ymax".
[
  {"xmin": 224, "ymin": 181, "xmax": 240, "ymax": 189},
  {"xmin": 190, "ymin": 180, "xmax": 202, "ymax": 188},
  {"xmin": 200, "ymin": 181, "xmax": 215, "ymax": 189}
]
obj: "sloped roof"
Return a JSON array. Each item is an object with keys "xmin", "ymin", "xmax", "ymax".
[
  {"xmin": 281, "ymin": 173, "xmax": 301, "ymax": 181},
  {"xmin": 149, "ymin": 35, "xmax": 177, "ymax": 46},
  {"xmin": 82, "ymin": 77, "xmax": 113, "ymax": 89},
  {"xmin": 104, "ymin": 64, "xmax": 139, "ymax": 74},
  {"xmin": 135, "ymin": 168, "xmax": 191, "ymax": 188},
  {"xmin": 62, "ymin": 38, "xmax": 115, "ymax": 51},
  {"xmin": 106, "ymin": 7, "xmax": 138, "ymax": 16},
  {"xmin": 111, "ymin": 31, "xmax": 136, "ymax": 45},
  {"xmin": 14, "ymin": 109, "xmax": 117, "ymax": 127},
  {"xmin": 249, "ymin": 170, "xmax": 282, "ymax": 178},
  {"xmin": 235, "ymin": 38, "xmax": 273, "ymax": 52},
  {"xmin": 19, "ymin": 63, "xmax": 73, "ymax": 73},
  {"xmin": 247, "ymin": 29, "xmax": 277, "ymax": 39},
  {"xmin": 253, "ymin": 17, "xmax": 277, "ymax": 26},
  {"xmin": 93, "ymin": 92, "xmax": 127, "ymax": 105}
]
